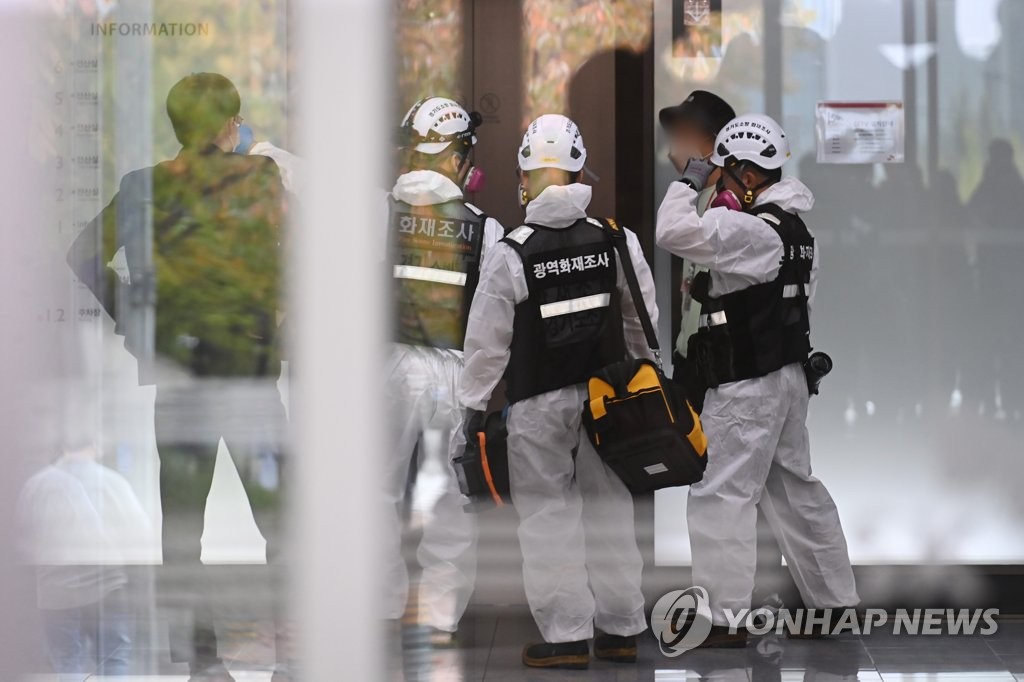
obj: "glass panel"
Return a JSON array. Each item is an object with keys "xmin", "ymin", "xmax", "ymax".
[
  {"xmin": 5, "ymin": 0, "xmax": 1024, "ymax": 678},
  {"xmin": 653, "ymin": 0, "xmax": 1024, "ymax": 566}
]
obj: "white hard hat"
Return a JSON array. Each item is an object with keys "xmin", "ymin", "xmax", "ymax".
[
  {"xmin": 400, "ymin": 97, "xmax": 480, "ymax": 155},
  {"xmin": 517, "ymin": 114, "xmax": 587, "ymax": 173},
  {"xmin": 710, "ymin": 113, "xmax": 791, "ymax": 170}
]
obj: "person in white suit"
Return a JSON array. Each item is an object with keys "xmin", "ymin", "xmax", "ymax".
[
  {"xmin": 383, "ymin": 97, "xmax": 504, "ymax": 644},
  {"xmin": 656, "ymin": 114, "xmax": 860, "ymax": 647},
  {"xmin": 459, "ymin": 115, "xmax": 658, "ymax": 669}
]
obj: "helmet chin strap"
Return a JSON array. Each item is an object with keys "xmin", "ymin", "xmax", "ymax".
[
  {"xmin": 455, "ymin": 150, "xmax": 488, "ymax": 193},
  {"xmin": 725, "ymin": 163, "xmax": 774, "ymax": 208},
  {"xmin": 454, "ymin": 147, "xmax": 471, "ymax": 177},
  {"xmin": 445, "ymin": 145, "xmax": 476, "ymax": 189}
]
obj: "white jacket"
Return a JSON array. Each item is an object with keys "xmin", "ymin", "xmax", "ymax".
[
  {"xmin": 459, "ymin": 183, "xmax": 659, "ymax": 411},
  {"xmin": 656, "ymin": 176, "xmax": 820, "ymax": 310}
]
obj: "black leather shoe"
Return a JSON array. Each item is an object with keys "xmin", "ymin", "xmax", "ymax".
[
  {"xmin": 522, "ymin": 640, "xmax": 590, "ymax": 669},
  {"xmin": 594, "ymin": 632, "xmax": 638, "ymax": 662}
]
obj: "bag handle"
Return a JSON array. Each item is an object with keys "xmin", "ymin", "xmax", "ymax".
[
  {"xmin": 477, "ymin": 432, "xmax": 505, "ymax": 508},
  {"xmin": 601, "ymin": 218, "xmax": 662, "ymax": 367}
]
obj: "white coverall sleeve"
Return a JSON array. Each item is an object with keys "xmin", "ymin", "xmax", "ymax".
[
  {"xmin": 481, "ymin": 216, "xmax": 505, "ymax": 254},
  {"xmin": 459, "ymin": 242, "xmax": 527, "ymax": 411},
  {"xmin": 656, "ymin": 181, "xmax": 786, "ymax": 286},
  {"xmin": 618, "ymin": 228, "xmax": 660, "ymax": 361}
]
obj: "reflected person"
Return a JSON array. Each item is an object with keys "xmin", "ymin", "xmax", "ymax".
[
  {"xmin": 384, "ymin": 97, "xmax": 502, "ymax": 644},
  {"xmin": 66, "ymin": 73, "xmax": 288, "ymax": 681},
  {"xmin": 16, "ymin": 444, "xmax": 147, "ymax": 678}
]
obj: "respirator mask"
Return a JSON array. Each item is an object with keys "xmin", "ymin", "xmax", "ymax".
[
  {"xmin": 454, "ymin": 144, "xmax": 487, "ymax": 194},
  {"xmin": 463, "ymin": 165, "xmax": 486, "ymax": 193},
  {"xmin": 710, "ymin": 180, "xmax": 743, "ymax": 211}
]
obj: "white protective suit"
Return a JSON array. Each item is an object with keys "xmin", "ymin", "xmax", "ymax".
[
  {"xmin": 459, "ymin": 183, "xmax": 657, "ymax": 643},
  {"xmin": 656, "ymin": 177, "xmax": 859, "ymax": 625},
  {"xmin": 675, "ymin": 185, "xmax": 717, "ymax": 358},
  {"xmin": 384, "ymin": 169, "xmax": 504, "ymax": 631}
]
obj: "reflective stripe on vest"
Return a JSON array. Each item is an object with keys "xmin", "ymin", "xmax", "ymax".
[
  {"xmin": 699, "ymin": 310, "xmax": 729, "ymax": 328},
  {"xmin": 393, "ymin": 264, "xmax": 468, "ymax": 286},
  {"xmin": 539, "ymin": 293, "xmax": 611, "ymax": 319}
]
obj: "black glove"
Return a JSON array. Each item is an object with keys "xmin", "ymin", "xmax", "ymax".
[
  {"xmin": 679, "ymin": 157, "xmax": 715, "ymax": 191},
  {"xmin": 463, "ymin": 409, "xmax": 486, "ymax": 446}
]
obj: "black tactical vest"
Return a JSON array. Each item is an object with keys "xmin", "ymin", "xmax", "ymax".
[
  {"xmin": 691, "ymin": 203, "xmax": 814, "ymax": 385},
  {"xmin": 389, "ymin": 197, "xmax": 486, "ymax": 350},
  {"xmin": 503, "ymin": 217, "xmax": 625, "ymax": 403}
]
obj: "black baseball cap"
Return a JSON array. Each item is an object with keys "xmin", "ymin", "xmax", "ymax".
[{"xmin": 659, "ymin": 90, "xmax": 736, "ymax": 138}]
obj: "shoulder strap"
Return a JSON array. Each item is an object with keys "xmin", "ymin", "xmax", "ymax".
[{"xmin": 599, "ymin": 217, "xmax": 661, "ymax": 361}]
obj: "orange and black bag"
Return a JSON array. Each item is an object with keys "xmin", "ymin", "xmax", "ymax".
[
  {"xmin": 582, "ymin": 219, "xmax": 708, "ymax": 493},
  {"xmin": 452, "ymin": 411, "xmax": 512, "ymax": 511}
]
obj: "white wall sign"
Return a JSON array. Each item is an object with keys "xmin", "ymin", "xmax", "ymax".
[{"xmin": 816, "ymin": 101, "xmax": 905, "ymax": 164}]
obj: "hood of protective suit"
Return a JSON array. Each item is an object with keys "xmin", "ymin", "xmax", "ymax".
[
  {"xmin": 392, "ymin": 169, "xmax": 463, "ymax": 206},
  {"xmin": 754, "ymin": 176, "xmax": 815, "ymax": 214},
  {"xmin": 524, "ymin": 183, "xmax": 592, "ymax": 227}
]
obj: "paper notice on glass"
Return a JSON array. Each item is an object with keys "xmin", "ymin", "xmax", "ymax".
[{"xmin": 816, "ymin": 101, "xmax": 905, "ymax": 164}]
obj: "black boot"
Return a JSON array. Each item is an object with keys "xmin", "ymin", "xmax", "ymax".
[
  {"xmin": 594, "ymin": 632, "xmax": 638, "ymax": 663},
  {"xmin": 521, "ymin": 640, "xmax": 590, "ymax": 669},
  {"xmin": 692, "ymin": 625, "xmax": 748, "ymax": 649},
  {"xmin": 188, "ymin": 659, "xmax": 236, "ymax": 681},
  {"xmin": 788, "ymin": 608, "xmax": 864, "ymax": 639}
]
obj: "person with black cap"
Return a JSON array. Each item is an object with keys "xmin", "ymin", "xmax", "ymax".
[
  {"xmin": 658, "ymin": 90, "xmax": 736, "ymax": 409},
  {"xmin": 660, "ymin": 95, "xmax": 798, "ymax": 643},
  {"xmin": 660, "ymin": 90, "xmax": 736, "ymax": 180}
]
